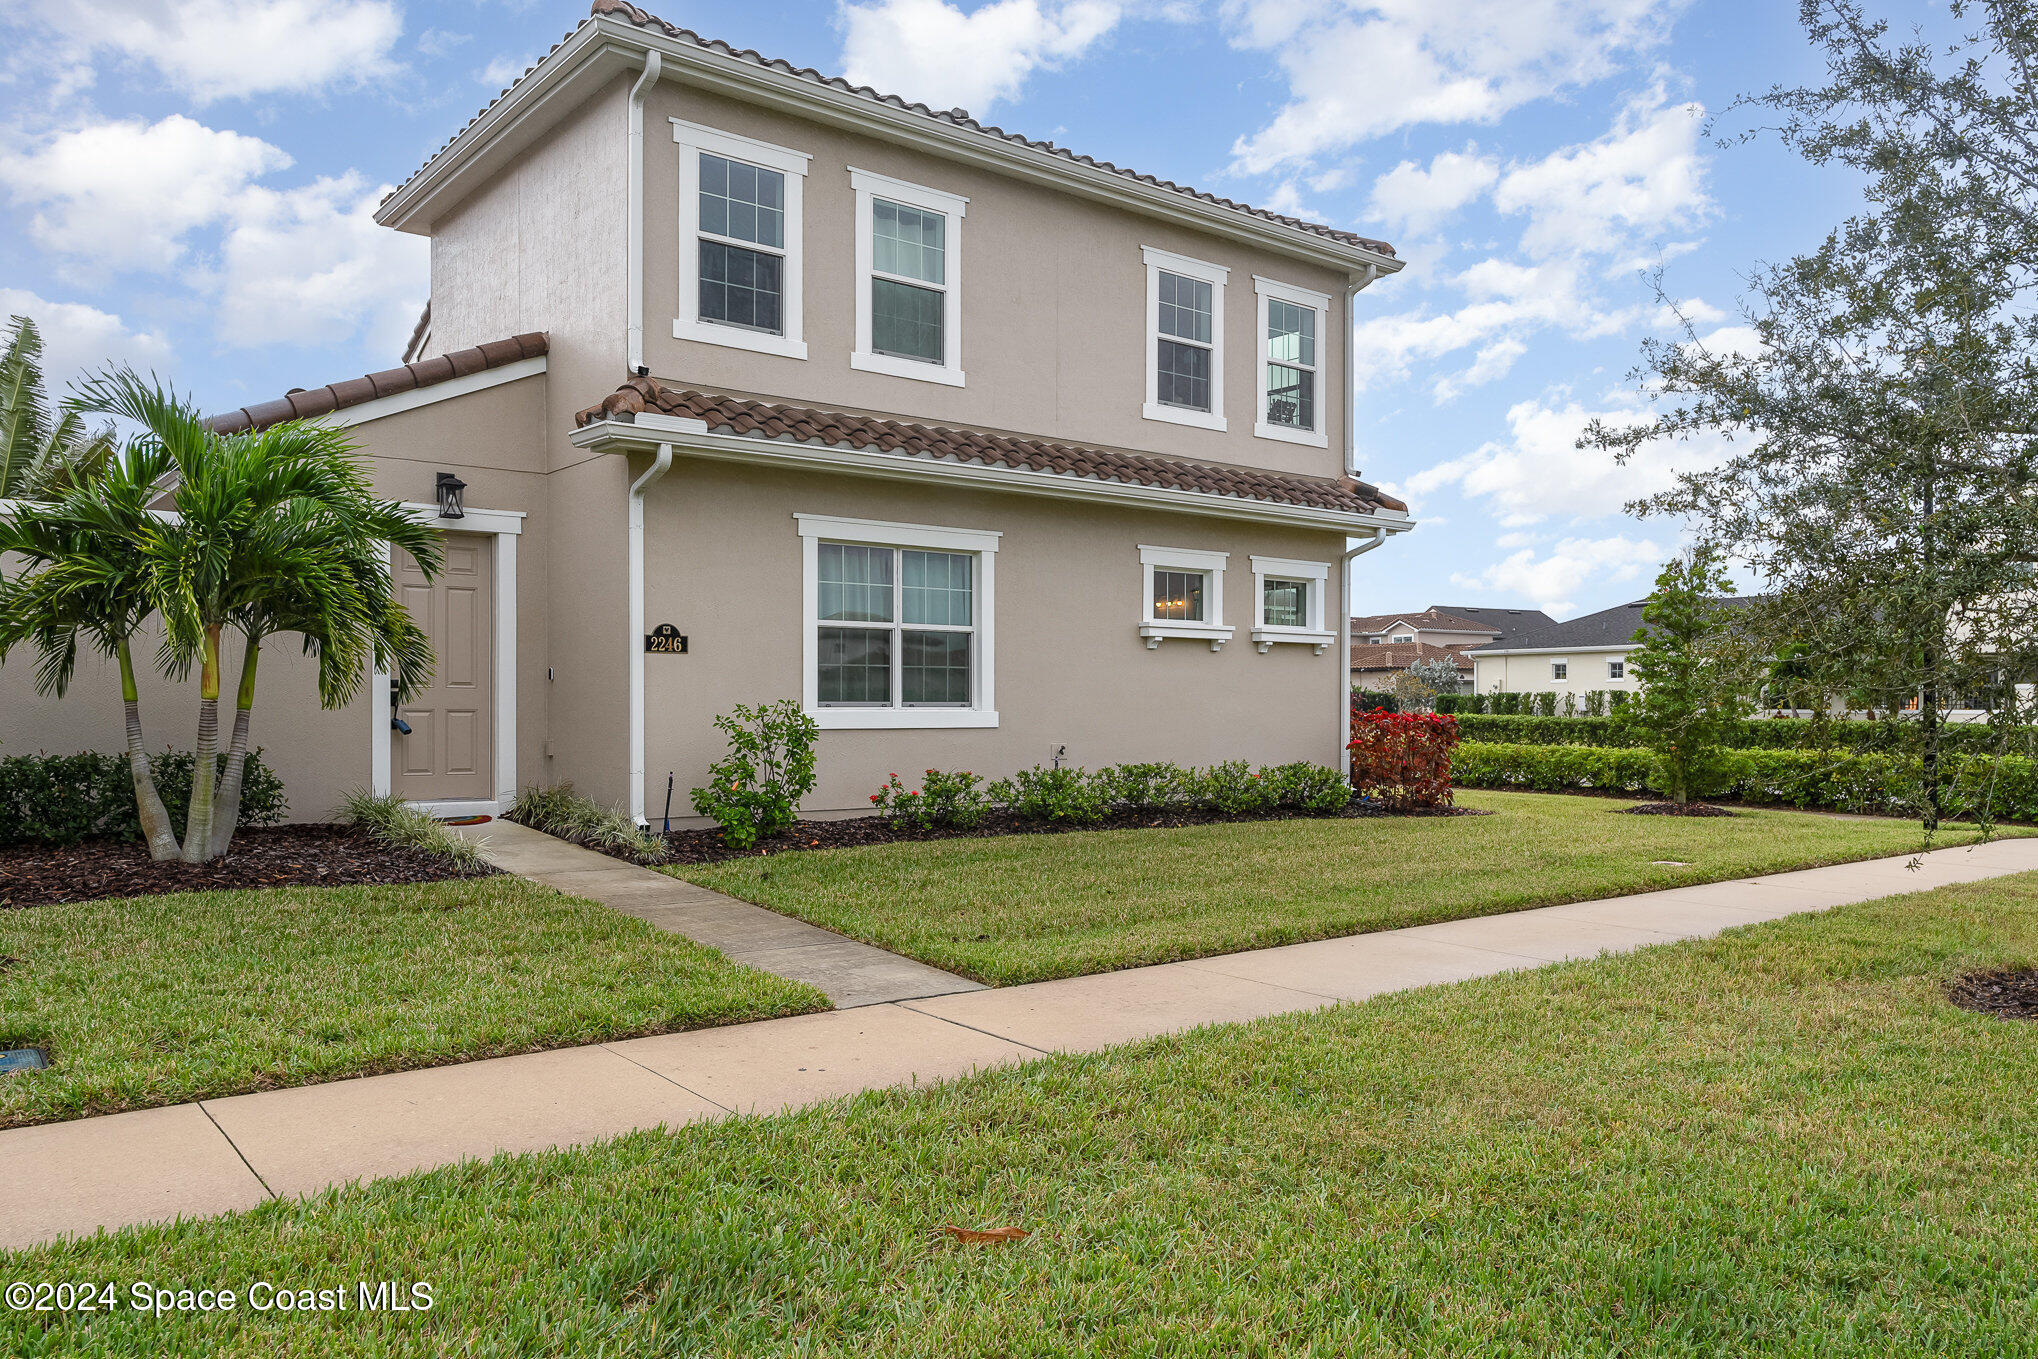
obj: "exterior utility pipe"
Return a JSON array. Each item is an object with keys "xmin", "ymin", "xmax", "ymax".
[
  {"xmin": 626, "ymin": 51, "xmax": 663, "ymax": 376},
  {"xmin": 627, "ymin": 441, "xmax": 674, "ymax": 825},
  {"xmin": 1338, "ymin": 529, "xmax": 1386, "ymax": 779},
  {"xmin": 1343, "ymin": 263, "xmax": 1380, "ymax": 476}
]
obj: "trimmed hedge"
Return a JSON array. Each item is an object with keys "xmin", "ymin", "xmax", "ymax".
[
  {"xmin": 1454, "ymin": 740, "xmax": 2038, "ymax": 820},
  {"xmin": 0, "ymin": 749, "xmax": 287, "ymax": 847},
  {"xmin": 1450, "ymin": 713, "xmax": 2038, "ymax": 755}
]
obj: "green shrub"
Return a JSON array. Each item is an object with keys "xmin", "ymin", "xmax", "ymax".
[
  {"xmin": 1197, "ymin": 760, "xmax": 1279, "ymax": 815},
  {"xmin": 339, "ymin": 790, "xmax": 488, "ymax": 872},
  {"xmin": 507, "ymin": 783, "xmax": 668, "ymax": 863},
  {"xmin": 1433, "ymin": 694, "xmax": 1463, "ymax": 714},
  {"xmin": 0, "ymin": 749, "xmax": 285, "ymax": 847},
  {"xmin": 870, "ymin": 768, "xmax": 991, "ymax": 830},
  {"xmin": 1099, "ymin": 762, "xmax": 1194, "ymax": 813},
  {"xmin": 689, "ymin": 700, "xmax": 821, "ymax": 850},
  {"xmin": 1452, "ymin": 713, "xmax": 2038, "ymax": 756},
  {"xmin": 991, "ymin": 765, "xmax": 1109, "ymax": 825},
  {"xmin": 1263, "ymin": 762, "xmax": 1351, "ymax": 813},
  {"xmin": 1352, "ymin": 688, "xmax": 1400, "ymax": 714}
]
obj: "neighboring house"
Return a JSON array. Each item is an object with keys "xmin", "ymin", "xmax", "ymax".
[
  {"xmin": 1348, "ymin": 605, "xmax": 1553, "ymax": 692},
  {"xmin": 2, "ymin": 0, "xmax": 1414, "ymax": 824},
  {"xmin": 1468, "ymin": 597, "xmax": 1755, "ymax": 697}
]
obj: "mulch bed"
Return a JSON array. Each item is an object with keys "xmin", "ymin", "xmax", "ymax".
[
  {"xmin": 1947, "ymin": 966, "xmax": 2038, "ymax": 1021},
  {"xmin": 1617, "ymin": 802, "xmax": 1739, "ymax": 818},
  {"xmin": 653, "ymin": 802, "xmax": 1487, "ymax": 866},
  {"xmin": 0, "ymin": 825, "xmax": 493, "ymax": 909}
]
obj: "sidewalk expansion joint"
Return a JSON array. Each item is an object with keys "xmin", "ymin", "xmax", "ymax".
[
  {"xmin": 198, "ymin": 1101, "xmax": 276, "ymax": 1200},
  {"xmin": 597, "ymin": 1045, "xmax": 734, "ymax": 1115}
]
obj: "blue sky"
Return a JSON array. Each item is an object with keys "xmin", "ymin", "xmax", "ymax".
[{"xmin": 0, "ymin": 0, "xmax": 1875, "ymax": 617}]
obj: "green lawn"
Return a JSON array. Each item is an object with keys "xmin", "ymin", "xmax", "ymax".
[
  {"xmin": 0, "ymin": 876, "xmax": 827, "ymax": 1128},
  {"xmin": 7, "ymin": 872, "xmax": 2037, "ymax": 1355},
  {"xmin": 675, "ymin": 790, "xmax": 1991, "ymax": 984}
]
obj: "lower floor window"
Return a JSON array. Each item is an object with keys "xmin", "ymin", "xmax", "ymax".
[
  {"xmin": 1552, "ymin": 661, "xmax": 1569, "ymax": 681},
  {"xmin": 1152, "ymin": 568, "xmax": 1208, "ymax": 621},
  {"xmin": 800, "ymin": 515, "xmax": 1000, "ymax": 726},
  {"xmin": 1262, "ymin": 577, "xmax": 1308, "ymax": 627}
]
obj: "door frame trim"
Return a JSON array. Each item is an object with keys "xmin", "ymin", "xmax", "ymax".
[{"xmin": 372, "ymin": 504, "xmax": 524, "ymax": 816}]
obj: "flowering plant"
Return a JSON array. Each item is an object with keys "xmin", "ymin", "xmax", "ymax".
[{"xmin": 1348, "ymin": 709, "xmax": 1460, "ymax": 809}]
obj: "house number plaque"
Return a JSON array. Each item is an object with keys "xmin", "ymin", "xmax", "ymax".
[{"xmin": 644, "ymin": 623, "xmax": 688, "ymax": 654}]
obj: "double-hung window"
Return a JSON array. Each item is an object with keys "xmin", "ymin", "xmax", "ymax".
[
  {"xmin": 1249, "ymin": 556, "xmax": 1334, "ymax": 653},
  {"xmin": 1254, "ymin": 277, "xmax": 1330, "ymax": 447},
  {"xmin": 1551, "ymin": 660, "xmax": 1569, "ymax": 682},
  {"xmin": 1143, "ymin": 247, "xmax": 1227, "ymax": 431},
  {"xmin": 798, "ymin": 514, "xmax": 998, "ymax": 729},
  {"xmin": 672, "ymin": 119, "xmax": 808, "ymax": 360},
  {"xmin": 1139, "ymin": 545, "xmax": 1233, "ymax": 650},
  {"xmin": 851, "ymin": 169, "xmax": 967, "ymax": 386}
]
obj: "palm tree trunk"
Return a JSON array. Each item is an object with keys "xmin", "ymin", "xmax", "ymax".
[
  {"xmin": 182, "ymin": 622, "xmax": 223, "ymax": 863},
  {"xmin": 208, "ymin": 632, "xmax": 260, "ymax": 858},
  {"xmin": 118, "ymin": 635, "xmax": 181, "ymax": 861}
]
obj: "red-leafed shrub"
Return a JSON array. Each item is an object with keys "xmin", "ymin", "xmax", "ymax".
[{"xmin": 1348, "ymin": 709, "xmax": 1460, "ymax": 809}]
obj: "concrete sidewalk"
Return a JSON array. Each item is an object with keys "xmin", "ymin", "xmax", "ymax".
[
  {"xmin": 8, "ymin": 835, "xmax": 2038, "ymax": 1252},
  {"xmin": 463, "ymin": 819, "xmax": 983, "ymax": 1008}
]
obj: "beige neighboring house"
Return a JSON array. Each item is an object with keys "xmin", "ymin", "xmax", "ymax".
[
  {"xmin": 1, "ymin": 0, "xmax": 1415, "ymax": 825},
  {"xmin": 1349, "ymin": 605, "xmax": 1553, "ymax": 693},
  {"xmin": 1468, "ymin": 598, "xmax": 1761, "ymax": 697}
]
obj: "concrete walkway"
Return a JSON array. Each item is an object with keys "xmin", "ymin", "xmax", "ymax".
[
  {"xmin": 8, "ymin": 835, "xmax": 2038, "ymax": 1252},
  {"xmin": 465, "ymin": 819, "xmax": 983, "ymax": 1008}
]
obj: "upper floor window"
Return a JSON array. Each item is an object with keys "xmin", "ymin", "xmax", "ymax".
[
  {"xmin": 1607, "ymin": 659, "xmax": 1626, "ymax": 680},
  {"xmin": 1142, "ymin": 247, "xmax": 1227, "ymax": 433},
  {"xmin": 851, "ymin": 169, "xmax": 967, "ymax": 387},
  {"xmin": 672, "ymin": 119, "xmax": 809, "ymax": 361},
  {"xmin": 1254, "ymin": 277, "xmax": 1330, "ymax": 448}
]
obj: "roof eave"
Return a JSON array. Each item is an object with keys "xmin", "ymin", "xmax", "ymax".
[
  {"xmin": 377, "ymin": 15, "xmax": 1402, "ymax": 275},
  {"xmin": 572, "ymin": 415, "xmax": 1416, "ymax": 534},
  {"xmin": 1470, "ymin": 643, "xmax": 1636, "ymax": 657}
]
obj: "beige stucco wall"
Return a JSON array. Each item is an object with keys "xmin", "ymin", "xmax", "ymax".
[
  {"xmin": 1471, "ymin": 651, "xmax": 1638, "ymax": 697},
  {"xmin": 640, "ymin": 81, "xmax": 1354, "ymax": 481},
  {"xmin": 637, "ymin": 457, "xmax": 1353, "ymax": 817}
]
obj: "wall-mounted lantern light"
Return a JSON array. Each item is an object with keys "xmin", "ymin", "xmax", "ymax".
[{"xmin": 435, "ymin": 471, "xmax": 467, "ymax": 520}]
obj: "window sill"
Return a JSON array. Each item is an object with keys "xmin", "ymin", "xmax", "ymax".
[
  {"xmin": 810, "ymin": 707, "xmax": 999, "ymax": 730},
  {"xmin": 1142, "ymin": 402, "xmax": 1227, "ymax": 433},
  {"xmin": 1253, "ymin": 420, "xmax": 1329, "ymax": 448},
  {"xmin": 851, "ymin": 350, "xmax": 966, "ymax": 387},
  {"xmin": 1251, "ymin": 627, "xmax": 1335, "ymax": 654},
  {"xmin": 1140, "ymin": 622, "xmax": 1235, "ymax": 652},
  {"xmin": 673, "ymin": 318, "xmax": 807, "ymax": 361}
]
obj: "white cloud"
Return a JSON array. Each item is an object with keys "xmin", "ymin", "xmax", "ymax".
[
  {"xmin": 26, "ymin": 0, "xmax": 404, "ymax": 103},
  {"xmin": 1407, "ymin": 394, "xmax": 1729, "ymax": 525},
  {"xmin": 1432, "ymin": 336, "xmax": 1526, "ymax": 402},
  {"xmin": 0, "ymin": 116, "xmax": 292, "ymax": 271},
  {"xmin": 1492, "ymin": 86, "xmax": 1711, "ymax": 259},
  {"xmin": 1223, "ymin": 0, "xmax": 1678, "ymax": 174},
  {"xmin": 216, "ymin": 175, "xmax": 428, "ymax": 355},
  {"xmin": 1448, "ymin": 533, "xmax": 1668, "ymax": 615},
  {"xmin": 838, "ymin": 0, "xmax": 1122, "ymax": 114},
  {"xmin": 1366, "ymin": 148, "xmax": 1498, "ymax": 238},
  {"xmin": 0, "ymin": 290, "xmax": 174, "ymax": 390},
  {"xmin": 479, "ymin": 53, "xmax": 540, "ymax": 88}
]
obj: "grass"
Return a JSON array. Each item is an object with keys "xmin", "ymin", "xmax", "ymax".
[
  {"xmin": 6, "ymin": 871, "xmax": 2038, "ymax": 1355},
  {"xmin": 0, "ymin": 876, "xmax": 827, "ymax": 1128},
  {"xmin": 674, "ymin": 789, "xmax": 1998, "ymax": 984}
]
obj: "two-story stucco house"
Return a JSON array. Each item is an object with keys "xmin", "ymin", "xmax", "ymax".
[{"xmin": 2, "ymin": 1, "xmax": 1414, "ymax": 826}]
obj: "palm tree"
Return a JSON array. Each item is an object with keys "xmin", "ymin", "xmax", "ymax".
[
  {"xmin": 0, "ymin": 444, "xmax": 184, "ymax": 858},
  {"xmin": 65, "ymin": 369, "xmax": 443, "ymax": 862},
  {"xmin": 0, "ymin": 315, "xmax": 114, "ymax": 499}
]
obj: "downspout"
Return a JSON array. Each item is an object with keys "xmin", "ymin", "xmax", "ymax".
[
  {"xmin": 1339, "ymin": 530, "xmax": 1386, "ymax": 780},
  {"xmin": 1343, "ymin": 263, "xmax": 1380, "ymax": 476},
  {"xmin": 626, "ymin": 51, "xmax": 663, "ymax": 377},
  {"xmin": 628, "ymin": 441, "xmax": 674, "ymax": 826}
]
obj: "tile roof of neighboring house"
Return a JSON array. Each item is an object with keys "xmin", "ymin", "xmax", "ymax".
[
  {"xmin": 1350, "ymin": 608, "xmax": 1501, "ymax": 636},
  {"xmin": 1479, "ymin": 596, "xmax": 1761, "ymax": 653},
  {"xmin": 578, "ymin": 376, "xmax": 1408, "ymax": 516},
  {"xmin": 391, "ymin": 1, "xmax": 1394, "ymax": 259},
  {"xmin": 1350, "ymin": 641, "xmax": 1475, "ymax": 673},
  {"xmin": 402, "ymin": 301, "xmax": 432, "ymax": 364},
  {"xmin": 203, "ymin": 333, "xmax": 547, "ymax": 435}
]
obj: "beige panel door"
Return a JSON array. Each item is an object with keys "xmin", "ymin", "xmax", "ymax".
[{"xmin": 393, "ymin": 535, "xmax": 495, "ymax": 804}]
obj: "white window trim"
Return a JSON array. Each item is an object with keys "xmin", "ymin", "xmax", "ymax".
[
  {"xmin": 796, "ymin": 513, "xmax": 998, "ymax": 729},
  {"xmin": 1248, "ymin": 554, "xmax": 1333, "ymax": 654},
  {"xmin": 672, "ymin": 118, "xmax": 809, "ymax": 361},
  {"xmin": 1142, "ymin": 246, "xmax": 1227, "ymax": 432},
  {"xmin": 1607, "ymin": 658, "xmax": 1626, "ymax": 680},
  {"xmin": 1139, "ymin": 543, "xmax": 1232, "ymax": 650},
  {"xmin": 849, "ymin": 167, "xmax": 967, "ymax": 387},
  {"xmin": 1551, "ymin": 659, "xmax": 1570, "ymax": 682},
  {"xmin": 1252, "ymin": 276, "xmax": 1331, "ymax": 448}
]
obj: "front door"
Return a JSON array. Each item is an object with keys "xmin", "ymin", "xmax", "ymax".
[{"xmin": 393, "ymin": 534, "xmax": 495, "ymax": 804}]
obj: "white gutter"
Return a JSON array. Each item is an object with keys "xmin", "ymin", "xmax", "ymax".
[
  {"xmin": 626, "ymin": 50, "xmax": 663, "ymax": 376},
  {"xmin": 1338, "ymin": 529, "xmax": 1387, "ymax": 779},
  {"xmin": 626, "ymin": 439, "xmax": 675, "ymax": 826}
]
